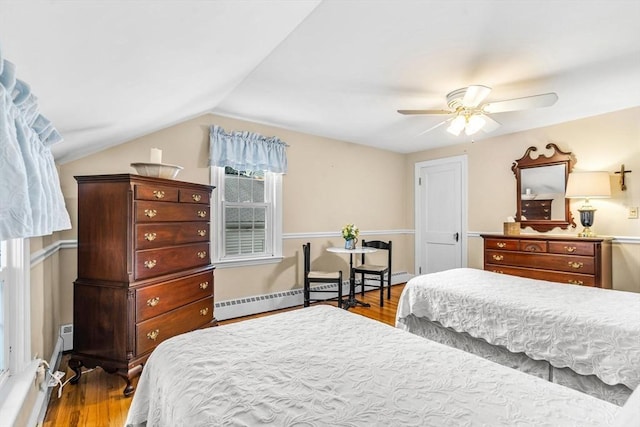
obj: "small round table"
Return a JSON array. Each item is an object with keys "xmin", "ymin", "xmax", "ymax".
[{"xmin": 327, "ymin": 246, "xmax": 377, "ymax": 309}]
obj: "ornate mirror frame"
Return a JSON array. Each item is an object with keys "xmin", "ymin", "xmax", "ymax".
[{"xmin": 512, "ymin": 143, "xmax": 577, "ymax": 232}]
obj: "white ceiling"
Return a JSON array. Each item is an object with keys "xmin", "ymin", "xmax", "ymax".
[{"xmin": 1, "ymin": 0, "xmax": 639, "ymax": 163}]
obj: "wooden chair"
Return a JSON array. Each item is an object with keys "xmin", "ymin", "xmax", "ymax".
[
  {"xmin": 303, "ymin": 242, "xmax": 343, "ymax": 308},
  {"xmin": 353, "ymin": 240, "xmax": 392, "ymax": 307}
]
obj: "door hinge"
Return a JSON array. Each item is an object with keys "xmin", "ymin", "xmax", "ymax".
[
  {"xmin": 419, "ymin": 266, "xmax": 422, "ymax": 274},
  {"xmin": 418, "ymin": 177, "xmax": 422, "ymax": 185}
]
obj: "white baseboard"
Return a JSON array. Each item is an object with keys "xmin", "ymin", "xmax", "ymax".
[
  {"xmin": 215, "ymin": 271, "xmax": 413, "ymax": 321},
  {"xmin": 30, "ymin": 336, "xmax": 64, "ymax": 427}
]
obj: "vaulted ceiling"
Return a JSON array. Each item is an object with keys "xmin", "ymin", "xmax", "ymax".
[{"xmin": 1, "ymin": 1, "xmax": 639, "ymax": 163}]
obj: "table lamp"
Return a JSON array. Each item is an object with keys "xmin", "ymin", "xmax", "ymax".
[{"xmin": 565, "ymin": 171, "xmax": 611, "ymax": 237}]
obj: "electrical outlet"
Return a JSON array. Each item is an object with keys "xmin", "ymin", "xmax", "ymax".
[
  {"xmin": 47, "ymin": 370, "xmax": 65, "ymax": 387},
  {"xmin": 629, "ymin": 207, "xmax": 639, "ymax": 219}
]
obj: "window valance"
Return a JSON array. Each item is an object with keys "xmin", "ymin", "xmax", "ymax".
[
  {"xmin": 0, "ymin": 47, "xmax": 71, "ymax": 241},
  {"xmin": 208, "ymin": 125, "xmax": 288, "ymax": 174}
]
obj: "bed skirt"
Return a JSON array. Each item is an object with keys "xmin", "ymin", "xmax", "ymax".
[{"xmin": 398, "ymin": 314, "xmax": 632, "ymax": 406}]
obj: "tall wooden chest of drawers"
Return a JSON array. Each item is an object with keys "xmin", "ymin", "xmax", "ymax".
[
  {"xmin": 69, "ymin": 174, "xmax": 216, "ymax": 396},
  {"xmin": 482, "ymin": 234, "xmax": 612, "ymax": 288}
]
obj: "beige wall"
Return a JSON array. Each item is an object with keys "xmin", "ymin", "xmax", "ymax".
[
  {"xmin": 29, "ymin": 107, "xmax": 640, "ymax": 361},
  {"xmin": 56, "ymin": 113, "xmax": 410, "ymax": 314},
  {"xmin": 406, "ymin": 106, "xmax": 640, "ymax": 293}
]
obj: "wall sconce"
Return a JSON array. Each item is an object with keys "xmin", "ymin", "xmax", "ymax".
[{"xmin": 565, "ymin": 171, "xmax": 611, "ymax": 237}]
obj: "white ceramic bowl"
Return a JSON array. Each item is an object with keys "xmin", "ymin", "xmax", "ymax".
[
  {"xmin": 521, "ymin": 194, "xmax": 537, "ymax": 200},
  {"xmin": 130, "ymin": 162, "xmax": 183, "ymax": 179}
]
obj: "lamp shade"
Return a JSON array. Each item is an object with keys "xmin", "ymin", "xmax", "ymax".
[{"xmin": 565, "ymin": 171, "xmax": 611, "ymax": 199}]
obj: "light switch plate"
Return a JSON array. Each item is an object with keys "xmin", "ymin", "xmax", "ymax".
[{"xmin": 629, "ymin": 207, "xmax": 639, "ymax": 219}]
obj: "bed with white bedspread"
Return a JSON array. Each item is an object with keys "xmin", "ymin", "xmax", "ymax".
[
  {"xmin": 396, "ymin": 268, "xmax": 640, "ymax": 405},
  {"xmin": 125, "ymin": 305, "xmax": 628, "ymax": 426}
]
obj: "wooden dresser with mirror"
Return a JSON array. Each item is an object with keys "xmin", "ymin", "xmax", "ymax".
[
  {"xmin": 482, "ymin": 234, "xmax": 612, "ymax": 288},
  {"xmin": 69, "ymin": 174, "xmax": 216, "ymax": 396},
  {"xmin": 485, "ymin": 143, "xmax": 612, "ymax": 289}
]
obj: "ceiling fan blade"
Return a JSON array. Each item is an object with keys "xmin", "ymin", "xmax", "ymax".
[
  {"xmin": 480, "ymin": 114, "xmax": 501, "ymax": 133},
  {"xmin": 483, "ymin": 92, "xmax": 558, "ymax": 113},
  {"xmin": 417, "ymin": 117, "xmax": 453, "ymax": 135},
  {"xmin": 462, "ymin": 85, "xmax": 492, "ymax": 108},
  {"xmin": 398, "ymin": 109, "xmax": 453, "ymax": 115}
]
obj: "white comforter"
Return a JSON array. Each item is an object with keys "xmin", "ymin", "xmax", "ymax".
[
  {"xmin": 396, "ymin": 268, "xmax": 640, "ymax": 389},
  {"xmin": 126, "ymin": 305, "xmax": 619, "ymax": 427}
]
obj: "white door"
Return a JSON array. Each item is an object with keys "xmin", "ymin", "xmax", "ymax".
[{"xmin": 415, "ymin": 155, "xmax": 467, "ymax": 275}]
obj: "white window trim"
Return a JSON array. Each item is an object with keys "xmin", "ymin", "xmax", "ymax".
[
  {"xmin": 0, "ymin": 238, "xmax": 36, "ymax": 426},
  {"xmin": 210, "ymin": 167, "xmax": 283, "ymax": 268}
]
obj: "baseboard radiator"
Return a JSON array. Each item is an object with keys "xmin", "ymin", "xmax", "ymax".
[{"xmin": 215, "ymin": 271, "xmax": 413, "ymax": 321}]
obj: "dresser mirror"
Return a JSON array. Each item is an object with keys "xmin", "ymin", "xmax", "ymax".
[{"xmin": 512, "ymin": 143, "xmax": 576, "ymax": 232}]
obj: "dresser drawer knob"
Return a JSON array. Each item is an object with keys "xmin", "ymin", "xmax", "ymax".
[
  {"xmin": 568, "ymin": 280, "xmax": 584, "ymax": 285},
  {"xmin": 192, "ymin": 194, "xmax": 202, "ymax": 202},
  {"xmin": 197, "ymin": 229, "xmax": 207, "ymax": 237},
  {"xmin": 152, "ymin": 190, "xmax": 165, "ymax": 199},
  {"xmin": 199, "ymin": 307, "xmax": 209, "ymax": 316},
  {"xmin": 197, "ymin": 210, "xmax": 207, "ymax": 218},
  {"xmin": 568, "ymin": 262, "xmax": 584, "ymax": 269},
  {"xmin": 199, "ymin": 281, "xmax": 209, "ymax": 290},
  {"xmin": 146, "ymin": 296, "xmax": 160, "ymax": 307},
  {"xmin": 147, "ymin": 329, "xmax": 160, "ymax": 341},
  {"xmin": 144, "ymin": 232, "xmax": 157, "ymax": 241},
  {"xmin": 496, "ymin": 242, "xmax": 506, "ymax": 248},
  {"xmin": 492, "ymin": 254, "xmax": 504, "ymax": 261},
  {"xmin": 564, "ymin": 246, "xmax": 576, "ymax": 253},
  {"xmin": 144, "ymin": 209, "xmax": 157, "ymax": 218},
  {"xmin": 197, "ymin": 251, "xmax": 207, "ymax": 259},
  {"xmin": 144, "ymin": 259, "xmax": 157, "ymax": 269}
]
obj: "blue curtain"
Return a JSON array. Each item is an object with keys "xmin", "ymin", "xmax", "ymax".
[
  {"xmin": 209, "ymin": 125, "xmax": 288, "ymax": 174},
  {"xmin": 0, "ymin": 48, "xmax": 71, "ymax": 241}
]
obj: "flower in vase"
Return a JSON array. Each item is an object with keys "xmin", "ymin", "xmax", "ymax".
[{"xmin": 341, "ymin": 223, "xmax": 359, "ymax": 241}]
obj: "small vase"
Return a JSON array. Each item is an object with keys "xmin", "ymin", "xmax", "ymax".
[{"xmin": 345, "ymin": 238, "xmax": 357, "ymax": 250}]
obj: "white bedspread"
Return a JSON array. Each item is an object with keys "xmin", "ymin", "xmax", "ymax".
[
  {"xmin": 396, "ymin": 268, "xmax": 640, "ymax": 389},
  {"xmin": 126, "ymin": 305, "xmax": 619, "ymax": 427}
]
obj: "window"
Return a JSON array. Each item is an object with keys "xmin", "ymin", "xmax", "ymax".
[
  {"xmin": 0, "ymin": 240, "xmax": 6, "ymax": 384},
  {"xmin": 211, "ymin": 166, "xmax": 282, "ymax": 266},
  {"xmin": 0, "ymin": 238, "xmax": 30, "ymax": 388}
]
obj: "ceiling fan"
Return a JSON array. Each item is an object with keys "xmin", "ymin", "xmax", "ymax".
[{"xmin": 398, "ymin": 85, "xmax": 558, "ymax": 136}]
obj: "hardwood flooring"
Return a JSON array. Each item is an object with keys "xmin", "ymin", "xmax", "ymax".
[{"xmin": 43, "ymin": 284, "xmax": 405, "ymax": 426}]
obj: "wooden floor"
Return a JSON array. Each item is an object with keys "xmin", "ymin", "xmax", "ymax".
[{"xmin": 43, "ymin": 284, "xmax": 405, "ymax": 426}]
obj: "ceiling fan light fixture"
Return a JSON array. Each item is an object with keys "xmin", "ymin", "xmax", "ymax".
[
  {"xmin": 465, "ymin": 114, "xmax": 486, "ymax": 135},
  {"xmin": 447, "ymin": 115, "xmax": 465, "ymax": 136}
]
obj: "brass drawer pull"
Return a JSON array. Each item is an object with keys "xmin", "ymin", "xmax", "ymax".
[
  {"xmin": 564, "ymin": 246, "xmax": 576, "ymax": 253},
  {"xmin": 199, "ymin": 307, "xmax": 209, "ymax": 316},
  {"xmin": 496, "ymin": 242, "xmax": 506, "ymax": 248},
  {"xmin": 147, "ymin": 329, "xmax": 160, "ymax": 341},
  {"xmin": 199, "ymin": 281, "xmax": 209, "ymax": 290},
  {"xmin": 543, "ymin": 209, "xmax": 549, "ymax": 213},
  {"xmin": 524, "ymin": 203, "xmax": 530, "ymax": 207},
  {"xmin": 524, "ymin": 245, "xmax": 538, "ymax": 252},
  {"xmin": 197, "ymin": 210, "xmax": 207, "ymax": 218},
  {"xmin": 144, "ymin": 232, "xmax": 157, "ymax": 241},
  {"xmin": 192, "ymin": 194, "xmax": 202, "ymax": 202},
  {"xmin": 197, "ymin": 251, "xmax": 207, "ymax": 259},
  {"xmin": 146, "ymin": 296, "xmax": 160, "ymax": 307},
  {"xmin": 144, "ymin": 259, "xmax": 157, "ymax": 269},
  {"xmin": 568, "ymin": 280, "xmax": 584, "ymax": 285},
  {"xmin": 197, "ymin": 229, "xmax": 207, "ymax": 237},
  {"xmin": 152, "ymin": 190, "xmax": 165, "ymax": 199},
  {"xmin": 492, "ymin": 270, "xmax": 504, "ymax": 274},
  {"xmin": 492, "ymin": 254, "xmax": 504, "ymax": 261},
  {"xmin": 144, "ymin": 209, "xmax": 157, "ymax": 218},
  {"xmin": 568, "ymin": 262, "xmax": 584, "ymax": 269}
]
